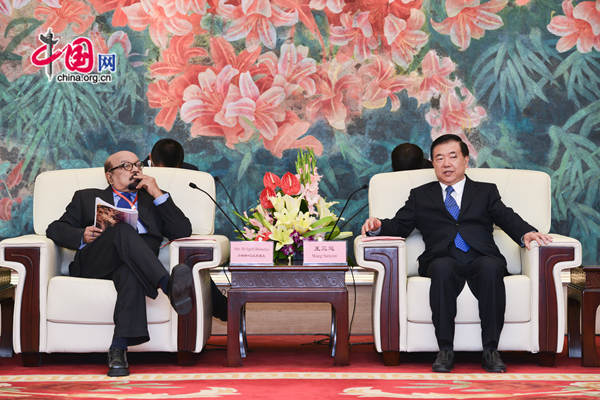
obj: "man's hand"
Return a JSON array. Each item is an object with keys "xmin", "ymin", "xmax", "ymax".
[
  {"xmin": 523, "ymin": 231, "xmax": 553, "ymax": 250},
  {"xmin": 83, "ymin": 226, "xmax": 103, "ymax": 244},
  {"xmin": 132, "ymin": 172, "xmax": 163, "ymax": 199},
  {"xmin": 361, "ymin": 217, "xmax": 382, "ymax": 236}
]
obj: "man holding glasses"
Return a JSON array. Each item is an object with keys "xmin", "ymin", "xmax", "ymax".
[{"xmin": 47, "ymin": 151, "xmax": 193, "ymax": 377}]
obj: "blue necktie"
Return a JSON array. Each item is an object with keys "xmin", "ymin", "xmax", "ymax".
[
  {"xmin": 116, "ymin": 192, "xmax": 135, "ymax": 209},
  {"xmin": 445, "ymin": 186, "xmax": 470, "ymax": 252}
]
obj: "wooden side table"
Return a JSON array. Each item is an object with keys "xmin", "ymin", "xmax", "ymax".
[
  {"xmin": 567, "ymin": 266, "xmax": 600, "ymax": 366},
  {"xmin": 227, "ymin": 265, "xmax": 349, "ymax": 367}
]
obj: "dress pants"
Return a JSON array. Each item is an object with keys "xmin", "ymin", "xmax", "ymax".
[
  {"xmin": 69, "ymin": 223, "xmax": 169, "ymax": 345},
  {"xmin": 425, "ymin": 246, "xmax": 507, "ymax": 351}
]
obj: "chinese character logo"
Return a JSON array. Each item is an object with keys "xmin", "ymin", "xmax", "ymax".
[{"xmin": 98, "ymin": 54, "xmax": 116, "ymax": 73}]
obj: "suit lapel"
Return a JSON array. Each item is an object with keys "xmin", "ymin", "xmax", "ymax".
[
  {"xmin": 427, "ymin": 182, "xmax": 454, "ymax": 219},
  {"xmin": 102, "ymin": 186, "xmax": 115, "ymax": 204},
  {"xmin": 458, "ymin": 176, "xmax": 475, "ymax": 219}
]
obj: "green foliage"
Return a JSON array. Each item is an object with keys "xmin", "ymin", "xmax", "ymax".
[
  {"xmin": 553, "ymin": 51, "xmax": 600, "ymax": 108},
  {"xmin": 473, "ymin": 29, "xmax": 556, "ymax": 111}
]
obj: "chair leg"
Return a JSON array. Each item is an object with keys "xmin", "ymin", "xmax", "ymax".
[
  {"xmin": 382, "ymin": 351, "xmax": 400, "ymax": 366},
  {"xmin": 567, "ymin": 295, "xmax": 582, "ymax": 358},
  {"xmin": 177, "ymin": 350, "xmax": 195, "ymax": 366},
  {"xmin": 538, "ymin": 351, "xmax": 556, "ymax": 366},
  {"xmin": 21, "ymin": 352, "xmax": 41, "ymax": 367}
]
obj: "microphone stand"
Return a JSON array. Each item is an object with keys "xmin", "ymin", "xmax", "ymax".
[
  {"xmin": 326, "ymin": 184, "xmax": 368, "ymax": 241},
  {"xmin": 339, "ymin": 202, "xmax": 368, "ymax": 231},
  {"xmin": 214, "ymin": 176, "xmax": 243, "ymax": 217},
  {"xmin": 189, "ymin": 182, "xmax": 250, "ymax": 240}
]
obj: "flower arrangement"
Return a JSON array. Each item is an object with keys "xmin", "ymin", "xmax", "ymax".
[{"xmin": 237, "ymin": 149, "xmax": 352, "ymax": 264}]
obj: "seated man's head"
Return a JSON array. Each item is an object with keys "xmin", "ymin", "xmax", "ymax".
[
  {"xmin": 430, "ymin": 134, "xmax": 469, "ymax": 186},
  {"xmin": 391, "ymin": 143, "xmax": 432, "ymax": 171},
  {"xmin": 150, "ymin": 138, "xmax": 184, "ymax": 168},
  {"xmin": 105, "ymin": 151, "xmax": 143, "ymax": 192}
]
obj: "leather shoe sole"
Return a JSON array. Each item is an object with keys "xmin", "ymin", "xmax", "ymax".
[{"xmin": 168, "ymin": 264, "xmax": 193, "ymax": 315}]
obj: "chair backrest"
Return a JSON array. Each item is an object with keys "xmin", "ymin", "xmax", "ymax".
[
  {"xmin": 33, "ymin": 167, "xmax": 216, "ymax": 235},
  {"xmin": 368, "ymin": 168, "xmax": 551, "ymax": 275}
]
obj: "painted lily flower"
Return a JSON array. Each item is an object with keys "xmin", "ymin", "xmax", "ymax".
[
  {"xmin": 122, "ymin": 0, "xmax": 193, "ymax": 48},
  {"xmin": 257, "ymin": 43, "xmax": 317, "ymax": 96},
  {"xmin": 181, "ymin": 66, "xmax": 248, "ymax": 147},
  {"xmin": 431, "ymin": 0, "xmax": 508, "ymax": 51},
  {"xmin": 34, "ymin": 0, "xmax": 94, "ymax": 34},
  {"xmin": 330, "ymin": 12, "xmax": 379, "ymax": 60},
  {"xmin": 416, "ymin": 50, "xmax": 458, "ymax": 103},
  {"xmin": 150, "ymin": 33, "xmax": 208, "ymax": 78},
  {"xmin": 262, "ymin": 112, "xmax": 324, "ymax": 158},
  {"xmin": 147, "ymin": 72, "xmax": 199, "ymax": 131},
  {"xmin": 305, "ymin": 60, "xmax": 361, "ymax": 130},
  {"xmin": 425, "ymin": 86, "xmax": 487, "ymax": 139},
  {"xmin": 225, "ymin": 71, "xmax": 287, "ymax": 141},
  {"xmin": 384, "ymin": 8, "xmax": 428, "ymax": 68},
  {"xmin": 308, "ymin": 0, "xmax": 344, "ymax": 13},
  {"xmin": 547, "ymin": 0, "xmax": 600, "ymax": 53},
  {"xmin": 210, "ymin": 37, "xmax": 262, "ymax": 78},
  {"xmin": 88, "ymin": 0, "xmax": 138, "ymax": 26},
  {"xmin": 359, "ymin": 56, "xmax": 416, "ymax": 111},
  {"xmin": 1, "ymin": 0, "xmax": 53, "ymax": 16},
  {"xmin": 218, "ymin": 0, "xmax": 298, "ymax": 49}
]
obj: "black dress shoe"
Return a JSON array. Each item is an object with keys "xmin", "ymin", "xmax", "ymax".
[
  {"xmin": 482, "ymin": 349, "xmax": 506, "ymax": 373},
  {"xmin": 168, "ymin": 264, "xmax": 193, "ymax": 315},
  {"xmin": 107, "ymin": 347, "xmax": 129, "ymax": 377},
  {"xmin": 212, "ymin": 288, "xmax": 228, "ymax": 321},
  {"xmin": 432, "ymin": 349, "xmax": 454, "ymax": 373}
]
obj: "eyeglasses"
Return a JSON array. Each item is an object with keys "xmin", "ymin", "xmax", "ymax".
[{"xmin": 108, "ymin": 160, "xmax": 143, "ymax": 172}]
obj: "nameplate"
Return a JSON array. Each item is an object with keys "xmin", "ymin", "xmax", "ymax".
[
  {"xmin": 230, "ymin": 241, "xmax": 274, "ymax": 266},
  {"xmin": 303, "ymin": 241, "xmax": 347, "ymax": 265}
]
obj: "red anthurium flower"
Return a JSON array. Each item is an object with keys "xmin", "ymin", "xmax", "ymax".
[
  {"xmin": 260, "ymin": 187, "xmax": 276, "ymax": 209},
  {"xmin": 280, "ymin": 172, "xmax": 301, "ymax": 195},
  {"xmin": 255, "ymin": 232, "xmax": 271, "ymax": 241},
  {"xmin": 263, "ymin": 172, "xmax": 281, "ymax": 190}
]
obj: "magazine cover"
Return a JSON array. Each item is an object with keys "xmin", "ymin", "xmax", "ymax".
[{"xmin": 94, "ymin": 197, "xmax": 138, "ymax": 231}]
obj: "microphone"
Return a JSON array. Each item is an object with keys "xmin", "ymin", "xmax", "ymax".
[
  {"xmin": 189, "ymin": 182, "xmax": 250, "ymax": 240},
  {"xmin": 339, "ymin": 202, "xmax": 368, "ymax": 231},
  {"xmin": 326, "ymin": 184, "xmax": 368, "ymax": 240},
  {"xmin": 214, "ymin": 176, "xmax": 243, "ymax": 217}
]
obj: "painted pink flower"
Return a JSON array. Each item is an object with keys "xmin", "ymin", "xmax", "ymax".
[
  {"xmin": 263, "ymin": 112, "xmax": 323, "ymax": 158},
  {"xmin": 257, "ymin": 43, "xmax": 317, "ymax": 96},
  {"xmin": 122, "ymin": 0, "xmax": 193, "ymax": 48},
  {"xmin": 218, "ymin": 0, "xmax": 298, "ymax": 49},
  {"xmin": 305, "ymin": 60, "xmax": 361, "ymax": 130},
  {"xmin": 431, "ymin": 0, "xmax": 508, "ymax": 51},
  {"xmin": 0, "ymin": 198, "xmax": 13, "ymax": 221},
  {"xmin": 330, "ymin": 12, "xmax": 379, "ymax": 60},
  {"xmin": 416, "ymin": 50, "xmax": 458, "ymax": 103},
  {"xmin": 150, "ymin": 33, "xmax": 207, "ymax": 78},
  {"xmin": 5, "ymin": 160, "xmax": 23, "ymax": 189},
  {"xmin": 425, "ymin": 86, "xmax": 486, "ymax": 139},
  {"xmin": 88, "ymin": 0, "xmax": 139, "ymax": 26},
  {"xmin": 359, "ymin": 56, "xmax": 416, "ymax": 111},
  {"xmin": 547, "ymin": 0, "xmax": 600, "ymax": 53},
  {"xmin": 384, "ymin": 7, "xmax": 428, "ymax": 68},
  {"xmin": 91, "ymin": 29, "xmax": 132, "ymax": 55},
  {"xmin": 34, "ymin": 0, "xmax": 95, "ymax": 34},
  {"xmin": 209, "ymin": 36, "xmax": 262, "ymax": 81},
  {"xmin": 148, "ymin": 71, "xmax": 202, "ymax": 131},
  {"xmin": 308, "ymin": 0, "xmax": 344, "ymax": 13},
  {"xmin": 181, "ymin": 66, "xmax": 247, "ymax": 147},
  {"xmin": 0, "ymin": 0, "xmax": 44, "ymax": 16},
  {"xmin": 515, "ymin": 0, "xmax": 530, "ymax": 5},
  {"xmin": 225, "ymin": 71, "xmax": 286, "ymax": 140}
]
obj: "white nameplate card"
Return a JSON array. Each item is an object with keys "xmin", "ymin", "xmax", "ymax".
[
  {"xmin": 303, "ymin": 241, "xmax": 347, "ymax": 265},
  {"xmin": 230, "ymin": 241, "xmax": 274, "ymax": 266}
]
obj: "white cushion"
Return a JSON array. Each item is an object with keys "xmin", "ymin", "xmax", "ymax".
[
  {"xmin": 406, "ymin": 275, "xmax": 530, "ymax": 323},
  {"xmin": 46, "ymin": 276, "xmax": 171, "ymax": 324},
  {"xmin": 34, "ymin": 167, "xmax": 216, "ymax": 236}
]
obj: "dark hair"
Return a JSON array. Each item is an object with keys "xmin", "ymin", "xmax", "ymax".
[
  {"xmin": 391, "ymin": 143, "xmax": 433, "ymax": 171},
  {"xmin": 430, "ymin": 134, "xmax": 469, "ymax": 158},
  {"xmin": 151, "ymin": 138, "xmax": 184, "ymax": 167}
]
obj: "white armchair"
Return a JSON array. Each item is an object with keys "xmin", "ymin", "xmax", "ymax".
[
  {"xmin": 0, "ymin": 167, "xmax": 229, "ymax": 366},
  {"xmin": 355, "ymin": 168, "xmax": 582, "ymax": 365}
]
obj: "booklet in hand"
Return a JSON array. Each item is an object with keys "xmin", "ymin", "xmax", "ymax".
[{"xmin": 94, "ymin": 197, "xmax": 138, "ymax": 231}]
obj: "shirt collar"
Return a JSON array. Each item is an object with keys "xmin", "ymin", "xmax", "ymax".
[{"xmin": 439, "ymin": 176, "xmax": 466, "ymax": 198}]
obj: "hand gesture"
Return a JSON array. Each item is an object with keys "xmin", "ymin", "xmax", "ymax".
[{"xmin": 361, "ymin": 217, "xmax": 382, "ymax": 236}]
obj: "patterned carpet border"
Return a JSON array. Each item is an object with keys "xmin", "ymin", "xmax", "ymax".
[{"xmin": 1, "ymin": 372, "xmax": 600, "ymax": 382}]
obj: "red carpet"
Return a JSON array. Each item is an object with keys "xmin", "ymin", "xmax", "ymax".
[{"xmin": 0, "ymin": 336, "xmax": 599, "ymax": 399}]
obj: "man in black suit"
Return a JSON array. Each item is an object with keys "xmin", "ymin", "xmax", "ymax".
[
  {"xmin": 46, "ymin": 151, "xmax": 194, "ymax": 377},
  {"xmin": 143, "ymin": 138, "xmax": 228, "ymax": 321},
  {"xmin": 362, "ymin": 134, "xmax": 552, "ymax": 373}
]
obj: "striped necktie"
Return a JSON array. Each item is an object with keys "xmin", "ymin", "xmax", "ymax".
[{"xmin": 445, "ymin": 186, "xmax": 470, "ymax": 252}]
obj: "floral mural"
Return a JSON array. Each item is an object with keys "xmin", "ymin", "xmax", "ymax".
[{"xmin": 0, "ymin": 0, "xmax": 599, "ymax": 263}]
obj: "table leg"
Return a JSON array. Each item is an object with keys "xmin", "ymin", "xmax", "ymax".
[
  {"xmin": 582, "ymin": 289, "xmax": 600, "ymax": 367},
  {"xmin": 331, "ymin": 290, "xmax": 349, "ymax": 366},
  {"xmin": 0, "ymin": 297, "xmax": 14, "ymax": 357},
  {"xmin": 330, "ymin": 305, "xmax": 336, "ymax": 358},
  {"xmin": 567, "ymin": 288, "xmax": 582, "ymax": 358},
  {"xmin": 227, "ymin": 292, "xmax": 244, "ymax": 367}
]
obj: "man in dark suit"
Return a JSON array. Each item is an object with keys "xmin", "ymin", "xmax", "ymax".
[
  {"xmin": 46, "ymin": 151, "xmax": 194, "ymax": 377},
  {"xmin": 143, "ymin": 138, "xmax": 228, "ymax": 321},
  {"xmin": 361, "ymin": 134, "xmax": 552, "ymax": 373}
]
